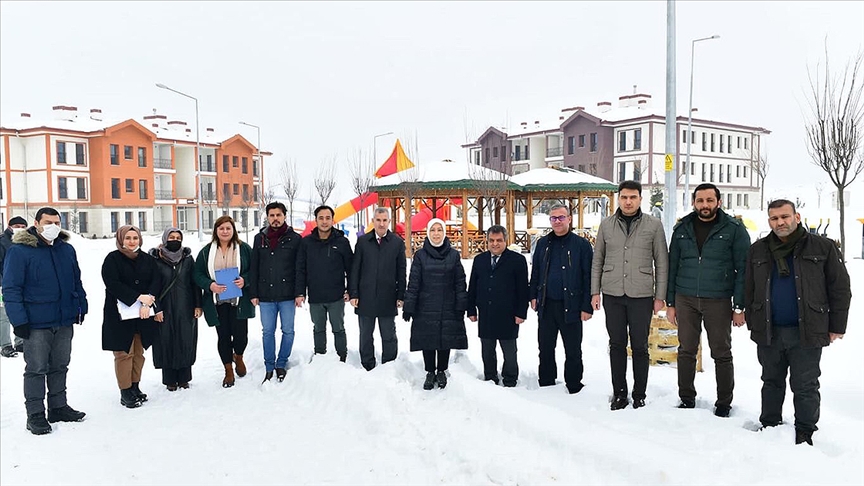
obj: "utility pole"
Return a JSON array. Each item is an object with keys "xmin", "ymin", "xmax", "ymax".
[{"xmin": 663, "ymin": 0, "xmax": 678, "ymax": 239}]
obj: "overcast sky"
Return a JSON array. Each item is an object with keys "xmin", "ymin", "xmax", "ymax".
[{"xmin": 2, "ymin": 1, "xmax": 862, "ymax": 202}]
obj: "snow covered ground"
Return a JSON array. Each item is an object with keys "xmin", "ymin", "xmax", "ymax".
[{"xmin": 1, "ymin": 226, "xmax": 862, "ymax": 486}]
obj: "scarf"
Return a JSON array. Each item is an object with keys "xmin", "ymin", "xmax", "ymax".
[
  {"xmin": 767, "ymin": 225, "xmax": 806, "ymax": 277},
  {"xmin": 116, "ymin": 225, "xmax": 141, "ymax": 260},
  {"xmin": 426, "ymin": 218, "xmax": 446, "ymax": 248},
  {"xmin": 266, "ymin": 223, "xmax": 288, "ymax": 249},
  {"xmin": 159, "ymin": 227, "xmax": 185, "ymax": 264}
]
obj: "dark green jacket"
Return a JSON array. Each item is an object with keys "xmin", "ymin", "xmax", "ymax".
[
  {"xmin": 193, "ymin": 242, "xmax": 255, "ymax": 327},
  {"xmin": 667, "ymin": 209, "xmax": 751, "ymax": 308}
]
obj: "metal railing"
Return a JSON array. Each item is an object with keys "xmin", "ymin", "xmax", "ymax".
[
  {"xmin": 153, "ymin": 220, "xmax": 175, "ymax": 232},
  {"xmin": 546, "ymin": 146, "xmax": 563, "ymax": 157},
  {"xmin": 154, "ymin": 158, "xmax": 172, "ymax": 169},
  {"xmin": 154, "ymin": 190, "xmax": 173, "ymax": 200},
  {"xmin": 201, "ymin": 191, "xmax": 217, "ymax": 201},
  {"xmin": 199, "ymin": 162, "xmax": 216, "ymax": 173}
]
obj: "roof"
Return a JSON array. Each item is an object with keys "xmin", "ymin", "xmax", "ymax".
[
  {"xmin": 510, "ymin": 167, "xmax": 617, "ymax": 192},
  {"xmin": 372, "ymin": 161, "xmax": 519, "ymax": 191}
]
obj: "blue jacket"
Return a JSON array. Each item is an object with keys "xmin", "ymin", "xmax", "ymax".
[
  {"xmin": 2, "ymin": 228, "xmax": 88, "ymax": 329},
  {"xmin": 530, "ymin": 231, "xmax": 594, "ymax": 324}
]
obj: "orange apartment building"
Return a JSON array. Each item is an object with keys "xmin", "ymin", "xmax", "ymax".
[{"xmin": 0, "ymin": 105, "xmax": 267, "ymax": 236}]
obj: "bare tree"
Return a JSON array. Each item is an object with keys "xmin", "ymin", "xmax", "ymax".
[
  {"xmin": 815, "ymin": 181, "xmax": 826, "ymax": 209},
  {"xmin": 220, "ymin": 183, "xmax": 232, "ymax": 216},
  {"xmin": 469, "ymin": 163, "xmax": 510, "ymax": 225},
  {"xmin": 68, "ymin": 202, "xmax": 80, "ymax": 234},
  {"xmin": 280, "ymin": 158, "xmax": 300, "ymax": 224},
  {"xmin": 349, "ymin": 148, "xmax": 375, "ymax": 230},
  {"xmin": 240, "ymin": 185, "xmax": 256, "ymax": 241},
  {"xmin": 751, "ymin": 150, "xmax": 770, "ymax": 210},
  {"xmin": 314, "ymin": 156, "xmax": 337, "ymax": 206},
  {"xmin": 258, "ymin": 185, "xmax": 275, "ymax": 222},
  {"xmin": 804, "ymin": 45, "xmax": 864, "ymax": 259}
]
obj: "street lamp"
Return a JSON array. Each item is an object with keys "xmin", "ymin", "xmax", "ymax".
[
  {"xmin": 684, "ymin": 34, "xmax": 720, "ymax": 212},
  {"xmin": 156, "ymin": 82, "xmax": 204, "ymax": 242},
  {"xmin": 239, "ymin": 121, "xmax": 261, "ymax": 235},
  {"xmin": 373, "ymin": 131, "xmax": 394, "ymax": 167}
]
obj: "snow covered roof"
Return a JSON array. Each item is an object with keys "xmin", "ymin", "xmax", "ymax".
[
  {"xmin": 0, "ymin": 115, "xmax": 120, "ymax": 134},
  {"xmin": 510, "ymin": 167, "xmax": 617, "ymax": 192},
  {"xmin": 372, "ymin": 161, "xmax": 518, "ymax": 191}
]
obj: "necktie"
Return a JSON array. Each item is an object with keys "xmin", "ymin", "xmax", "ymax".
[
  {"xmin": 377, "ymin": 236, "xmax": 382, "ymax": 246},
  {"xmin": 491, "ymin": 255, "xmax": 499, "ymax": 270}
]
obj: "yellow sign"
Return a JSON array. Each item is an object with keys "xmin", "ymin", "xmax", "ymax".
[{"xmin": 665, "ymin": 154, "xmax": 673, "ymax": 172}]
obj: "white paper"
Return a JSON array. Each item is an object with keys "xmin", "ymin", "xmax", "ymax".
[{"xmin": 117, "ymin": 299, "xmax": 155, "ymax": 321}]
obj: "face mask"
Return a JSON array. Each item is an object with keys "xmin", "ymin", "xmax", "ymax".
[
  {"xmin": 165, "ymin": 240, "xmax": 182, "ymax": 252},
  {"xmin": 11, "ymin": 227, "xmax": 26, "ymax": 234},
  {"xmin": 40, "ymin": 224, "xmax": 61, "ymax": 242}
]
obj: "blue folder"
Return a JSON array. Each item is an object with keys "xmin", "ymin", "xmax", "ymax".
[{"xmin": 215, "ymin": 267, "xmax": 242, "ymax": 301}]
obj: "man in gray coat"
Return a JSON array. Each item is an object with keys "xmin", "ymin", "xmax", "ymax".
[{"xmin": 591, "ymin": 180, "xmax": 668, "ymax": 410}]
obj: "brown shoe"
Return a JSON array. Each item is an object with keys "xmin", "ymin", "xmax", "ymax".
[
  {"xmin": 222, "ymin": 363, "xmax": 235, "ymax": 388},
  {"xmin": 233, "ymin": 354, "xmax": 247, "ymax": 377}
]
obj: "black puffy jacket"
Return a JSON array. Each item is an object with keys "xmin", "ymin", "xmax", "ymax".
[
  {"xmin": 249, "ymin": 225, "xmax": 302, "ymax": 302},
  {"xmin": 296, "ymin": 228, "xmax": 353, "ymax": 304}
]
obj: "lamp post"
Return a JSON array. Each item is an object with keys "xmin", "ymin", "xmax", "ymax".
[
  {"xmin": 239, "ymin": 121, "xmax": 261, "ymax": 234},
  {"xmin": 373, "ymin": 131, "xmax": 394, "ymax": 167},
  {"xmin": 684, "ymin": 34, "xmax": 720, "ymax": 212},
  {"xmin": 156, "ymin": 83, "xmax": 204, "ymax": 242}
]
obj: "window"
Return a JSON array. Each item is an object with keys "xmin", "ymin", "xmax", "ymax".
[
  {"xmin": 484, "ymin": 148, "xmax": 490, "ymax": 163},
  {"xmin": 77, "ymin": 178, "xmax": 87, "ymax": 200},
  {"xmin": 719, "ymin": 164, "xmax": 724, "ymax": 182},
  {"xmin": 110, "ymin": 212, "xmax": 119, "ymax": 232},
  {"xmin": 736, "ymin": 165, "xmax": 741, "ymax": 178},
  {"xmin": 110, "ymin": 144, "xmax": 119, "ymax": 165},
  {"xmin": 691, "ymin": 161, "xmax": 696, "ymax": 175},
  {"xmin": 589, "ymin": 133, "xmax": 598, "ymax": 152},
  {"xmin": 253, "ymin": 160, "xmax": 259, "ymax": 177},
  {"xmin": 501, "ymin": 145, "xmax": 507, "ymax": 161},
  {"xmin": 474, "ymin": 151, "xmax": 480, "ymax": 165},
  {"xmin": 124, "ymin": 145, "xmax": 132, "ymax": 159},
  {"xmin": 125, "ymin": 211, "xmax": 133, "ymax": 225},
  {"xmin": 720, "ymin": 135, "xmax": 725, "ymax": 153},
  {"xmin": 242, "ymin": 184, "xmax": 249, "ymax": 200},
  {"xmin": 578, "ymin": 134, "xmax": 585, "ymax": 148},
  {"xmin": 60, "ymin": 212, "xmax": 70, "ymax": 230},
  {"xmin": 710, "ymin": 164, "xmax": 715, "ymax": 182},
  {"xmin": 744, "ymin": 138, "xmax": 749, "ymax": 150},
  {"xmin": 223, "ymin": 183, "xmax": 230, "ymax": 199},
  {"xmin": 525, "ymin": 144, "xmax": 529, "ymax": 158},
  {"xmin": 137, "ymin": 147, "xmax": 146, "ymax": 167},
  {"xmin": 207, "ymin": 154, "xmax": 213, "ymax": 171},
  {"xmin": 514, "ymin": 146, "xmax": 521, "ymax": 161},
  {"xmin": 138, "ymin": 212, "xmax": 147, "ymax": 231},
  {"xmin": 242, "ymin": 157, "xmax": 248, "ymax": 174},
  {"xmin": 618, "ymin": 162, "xmax": 627, "ymax": 182},
  {"xmin": 0, "ymin": 177, "xmax": 3, "ymax": 198},
  {"xmin": 702, "ymin": 163, "xmax": 706, "ymax": 181},
  {"xmin": 634, "ymin": 128, "xmax": 642, "ymax": 150},
  {"xmin": 737, "ymin": 194, "xmax": 742, "ymax": 207},
  {"xmin": 126, "ymin": 178, "xmax": 133, "ymax": 193},
  {"xmin": 744, "ymin": 194, "xmax": 749, "ymax": 207},
  {"xmin": 111, "ymin": 178, "xmax": 120, "ymax": 199},
  {"xmin": 56, "ymin": 141, "xmax": 67, "ymax": 164},
  {"xmin": 737, "ymin": 136, "xmax": 741, "ymax": 149},
  {"xmin": 138, "ymin": 179, "xmax": 147, "ymax": 199},
  {"xmin": 232, "ymin": 210, "xmax": 239, "ymax": 222},
  {"xmin": 75, "ymin": 143, "xmax": 85, "ymax": 165},
  {"xmin": 233, "ymin": 184, "xmax": 239, "ymax": 195},
  {"xmin": 58, "ymin": 177, "xmax": 68, "ymax": 199},
  {"xmin": 589, "ymin": 163, "xmax": 597, "ymax": 175},
  {"xmin": 567, "ymin": 136, "xmax": 575, "ymax": 155},
  {"xmin": 682, "ymin": 129, "xmax": 687, "ymax": 143},
  {"xmin": 702, "ymin": 133, "xmax": 707, "ymax": 151},
  {"xmin": 79, "ymin": 213, "xmax": 88, "ymax": 234},
  {"xmin": 727, "ymin": 165, "xmax": 731, "ymax": 181},
  {"xmin": 253, "ymin": 185, "xmax": 259, "ymax": 202},
  {"xmin": 618, "ymin": 132, "xmax": 627, "ymax": 152},
  {"xmin": 727, "ymin": 135, "xmax": 732, "ymax": 153},
  {"xmin": 232, "ymin": 156, "xmax": 238, "ymax": 168},
  {"xmin": 223, "ymin": 155, "xmax": 229, "ymax": 172},
  {"xmin": 710, "ymin": 134, "xmax": 715, "ymax": 152},
  {"xmin": 578, "ymin": 164, "xmax": 585, "ymax": 172},
  {"xmin": 743, "ymin": 165, "xmax": 748, "ymax": 178},
  {"xmin": 493, "ymin": 146, "xmax": 498, "ymax": 158}
]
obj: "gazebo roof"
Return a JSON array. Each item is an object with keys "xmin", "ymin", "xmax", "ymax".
[
  {"xmin": 510, "ymin": 167, "xmax": 618, "ymax": 192},
  {"xmin": 372, "ymin": 161, "xmax": 520, "ymax": 192}
]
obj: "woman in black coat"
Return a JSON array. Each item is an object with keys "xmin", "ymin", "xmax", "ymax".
[
  {"xmin": 149, "ymin": 228, "xmax": 202, "ymax": 391},
  {"xmin": 101, "ymin": 225, "xmax": 162, "ymax": 408},
  {"xmin": 402, "ymin": 218, "xmax": 468, "ymax": 390}
]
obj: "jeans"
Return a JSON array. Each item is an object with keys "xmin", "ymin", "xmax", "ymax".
[
  {"xmin": 481, "ymin": 338, "xmax": 518, "ymax": 385},
  {"xmin": 23, "ymin": 326, "xmax": 73, "ymax": 415},
  {"xmin": 757, "ymin": 326, "xmax": 822, "ymax": 432},
  {"xmin": 215, "ymin": 304, "xmax": 249, "ymax": 365},
  {"xmin": 675, "ymin": 294, "xmax": 734, "ymax": 408},
  {"xmin": 259, "ymin": 300, "xmax": 296, "ymax": 372},
  {"xmin": 310, "ymin": 300, "xmax": 347, "ymax": 357},
  {"xmin": 358, "ymin": 315, "xmax": 398, "ymax": 371},
  {"xmin": 538, "ymin": 299, "xmax": 584, "ymax": 389},
  {"xmin": 603, "ymin": 294, "xmax": 653, "ymax": 400},
  {"xmin": 0, "ymin": 306, "xmax": 24, "ymax": 349}
]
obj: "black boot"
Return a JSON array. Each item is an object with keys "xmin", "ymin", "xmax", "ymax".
[
  {"xmin": 610, "ymin": 396, "xmax": 630, "ymax": 411},
  {"xmin": 632, "ymin": 398, "xmax": 646, "ymax": 409},
  {"xmin": 795, "ymin": 429, "xmax": 814, "ymax": 446},
  {"xmin": 436, "ymin": 370, "xmax": 448, "ymax": 389},
  {"xmin": 1, "ymin": 345, "xmax": 18, "ymax": 358},
  {"xmin": 678, "ymin": 398, "xmax": 696, "ymax": 409},
  {"xmin": 47, "ymin": 405, "xmax": 86, "ymax": 423},
  {"xmin": 120, "ymin": 387, "xmax": 143, "ymax": 408},
  {"xmin": 423, "ymin": 372, "xmax": 436, "ymax": 390},
  {"xmin": 262, "ymin": 371, "xmax": 273, "ymax": 383},
  {"xmin": 131, "ymin": 382, "xmax": 148, "ymax": 402},
  {"xmin": 26, "ymin": 412, "xmax": 52, "ymax": 435},
  {"xmin": 276, "ymin": 368, "xmax": 287, "ymax": 382}
]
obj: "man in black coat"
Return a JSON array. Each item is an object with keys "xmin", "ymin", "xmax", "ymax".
[
  {"xmin": 744, "ymin": 199, "xmax": 851, "ymax": 446},
  {"xmin": 467, "ymin": 225, "xmax": 529, "ymax": 387},
  {"xmin": 349, "ymin": 208, "xmax": 406, "ymax": 371},
  {"xmin": 1, "ymin": 216, "xmax": 28, "ymax": 358},
  {"xmin": 296, "ymin": 205, "xmax": 353, "ymax": 362}
]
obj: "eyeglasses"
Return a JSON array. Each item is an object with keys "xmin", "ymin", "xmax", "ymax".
[{"xmin": 549, "ymin": 215, "xmax": 569, "ymax": 223}]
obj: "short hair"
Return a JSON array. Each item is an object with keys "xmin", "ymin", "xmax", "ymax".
[
  {"xmin": 314, "ymin": 205, "xmax": 335, "ymax": 218},
  {"xmin": 548, "ymin": 203, "xmax": 570, "ymax": 214},
  {"xmin": 692, "ymin": 183, "xmax": 721, "ymax": 201},
  {"xmin": 374, "ymin": 207, "xmax": 390, "ymax": 218},
  {"xmin": 211, "ymin": 215, "xmax": 241, "ymax": 247},
  {"xmin": 35, "ymin": 207, "xmax": 59, "ymax": 223},
  {"xmin": 767, "ymin": 199, "xmax": 796, "ymax": 213},
  {"xmin": 265, "ymin": 202, "xmax": 287, "ymax": 215},
  {"xmin": 618, "ymin": 180, "xmax": 642, "ymax": 194},
  {"xmin": 486, "ymin": 225, "xmax": 507, "ymax": 240}
]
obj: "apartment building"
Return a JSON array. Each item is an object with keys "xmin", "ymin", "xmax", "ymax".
[
  {"xmin": 0, "ymin": 106, "xmax": 267, "ymax": 236},
  {"xmin": 463, "ymin": 93, "xmax": 770, "ymax": 211}
]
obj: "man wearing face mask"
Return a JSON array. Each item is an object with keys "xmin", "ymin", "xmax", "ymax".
[
  {"xmin": 1, "ymin": 216, "xmax": 29, "ymax": 357},
  {"xmin": 2, "ymin": 207, "xmax": 88, "ymax": 435}
]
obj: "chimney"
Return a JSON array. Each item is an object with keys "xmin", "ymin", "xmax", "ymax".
[
  {"xmin": 52, "ymin": 105, "xmax": 78, "ymax": 122},
  {"xmin": 691, "ymin": 107, "xmax": 699, "ymax": 113},
  {"xmin": 559, "ymin": 116, "xmax": 565, "ymax": 120},
  {"xmin": 185, "ymin": 128, "xmax": 192, "ymax": 133},
  {"xmin": 20, "ymin": 112, "xmax": 31, "ymax": 118},
  {"xmin": 167, "ymin": 120, "xmax": 187, "ymax": 131},
  {"xmin": 597, "ymin": 101, "xmax": 612, "ymax": 113},
  {"xmin": 632, "ymin": 93, "xmax": 652, "ymax": 107},
  {"xmin": 89, "ymin": 108, "xmax": 103, "ymax": 121},
  {"xmin": 206, "ymin": 128, "xmax": 214, "ymax": 133},
  {"xmin": 618, "ymin": 95, "xmax": 633, "ymax": 108}
]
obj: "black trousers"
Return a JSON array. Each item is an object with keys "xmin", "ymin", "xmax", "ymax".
[
  {"xmin": 757, "ymin": 326, "xmax": 822, "ymax": 432},
  {"xmin": 675, "ymin": 294, "xmax": 734, "ymax": 408},
  {"xmin": 422, "ymin": 349, "xmax": 451, "ymax": 372},
  {"xmin": 603, "ymin": 294, "xmax": 653, "ymax": 400},
  {"xmin": 215, "ymin": 304, "xmax": 248, "ymax": 365},
  {"xmin": 481, "ymin": 338, "xmax": 518, "ymax": 385},
  {"xmin": 538, "ymin": 299, "xmax": 584, "ymax": 389},
  {"xmin": 162, "ymin": 367, "xmax": 192, "ymax": 386},
  {"xmin": 358, "ymin": 315, "xmax": 397, "ymax": 371}
]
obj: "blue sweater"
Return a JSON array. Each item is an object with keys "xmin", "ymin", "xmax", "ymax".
[{"xmin": 770, "ymin": 255, "xmax": 799, "ymax": 327}]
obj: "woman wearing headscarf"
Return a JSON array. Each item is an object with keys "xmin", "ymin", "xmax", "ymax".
[
  {"xmin": 402, "ymin": 218, "xmax": 468, "ymax": 390},
  {"xmin": 193, "ymin": 216, "xmax": 255, "ymax": 388},
  {"xmin": 149, "ymin": 228, "xmax": 203, "ymax": 391},
  {"xmin": 101, "ymin": 225, "xmax": 162, "ymax": 408}
]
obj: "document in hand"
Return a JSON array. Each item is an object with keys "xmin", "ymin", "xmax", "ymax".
[
  {"xmin": 215, "ymin": 267, "xmax": 242, "ymax": 301},
  {"xmin": 117, "ymin": 300, "xmax": 155, "ymax": 321}
]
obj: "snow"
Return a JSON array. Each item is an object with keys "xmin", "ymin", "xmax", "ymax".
[
  {"xmin": 1, "ymin": 229, "xmax": 863, "ymax": 486},
  {"xmin": 510, "ymin": 166, "xmax": 616, "ymax": 187},
  {"xmin": 374, "ymin": 160, "xmax": 508, "ymax": 187}
]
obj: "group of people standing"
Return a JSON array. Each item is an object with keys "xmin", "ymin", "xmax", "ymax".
[{"xmin": 1, "ymin": 182, "xmax": 852, "ymax": 446}]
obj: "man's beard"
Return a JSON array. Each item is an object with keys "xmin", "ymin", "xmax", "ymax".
[{"xmin": 697, "ymin": 206, "xmax": 718, "ymax": 220}]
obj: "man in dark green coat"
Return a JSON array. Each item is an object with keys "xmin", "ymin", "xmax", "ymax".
[{"xmin": 666, "ymin": 183, "xmax": 750, "ymax": 417}]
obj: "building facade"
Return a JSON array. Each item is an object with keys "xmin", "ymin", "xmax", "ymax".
[
  {"xmin": 463, "ymin": 93, "xmax": 770, "ymax": 212},
  {"xmin": 0, "ymin": 106, "xmax": 267, "ymax": 236}
]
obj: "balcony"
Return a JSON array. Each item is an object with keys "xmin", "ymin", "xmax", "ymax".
[
  {"xmin": 201, "ymin": 190, "xmax": 217, "ymax": 202},
  {"xmin": 154, "ymin": 158, "xmax": 172, "ymax": 169},
  {"xmin": 153, "ymin": 220, "xmax": 175, "ymax": 232},
  {"xmin": 546, "ymin": 146, "xmax": 563, "ymax": 158},
  {"xmin": 155, "ymin": 190, "xmax": 174, "ymax": 200},
  {"xmin": 199, "ymin": 162, "xmax": 216, "ymax": 173}
]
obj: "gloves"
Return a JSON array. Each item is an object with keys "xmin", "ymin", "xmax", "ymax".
[
  {"xmin": 13, "ymin": 324, "xmax": 30, "ymax": 340},
  {"xmin": 75, "ymin": 314, "xmax": 86, "ymax": 325},
  {"xmin": 402, "ymin": 311, "xmax": 412, "ymax": 322}
]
